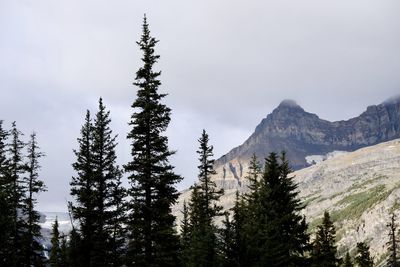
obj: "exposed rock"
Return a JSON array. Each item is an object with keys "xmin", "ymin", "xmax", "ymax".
[
  {"xmin": 215, "ymin": 96, "xmax": 400, "ymax": 179},
  {"xmin": 173, "ymin": 139, "xmax": 400, "ymax": 265}
]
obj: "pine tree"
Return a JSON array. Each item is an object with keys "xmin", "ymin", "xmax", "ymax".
[
  {"xmin": 0, "ymin": 120, "xmax": 13, "ymax": 265},
  {"xmin": 343, "ymin": 252, "xmax": 353, "ymax": 267},
  {"xmin": 125, "ymin": 15, "xmax": 182, "ymax": 266},
  {"xmin": 8, "ymin": 122, "xmax": 27, "ymax": 267},
  {"xmin": 107, "ymin": 172, "xmax": 127, "ymax": 267},
  {"xmin": 180, "ymin": 201, "xmax": 191, "ymax": 264},
  {"xmin": 67, "ymin": 227, "xmax": 82, "ymax": 267},
  {"xmin": 70, "ymin": 99, "xmax": 126, "ymax": 267},
  {"xmin": 355, "ymin": 242, "xmax": 373, "ymax": 267},
  {"xmin": 221, "ymin": 191, "xmax": 245, "ymax": 267},
  {"xmin": 91, "ymin": 98, "xmax": 125, "ymax": 266},
  {"xmin": 241, "ymin": 154, "xmax": 262, "ymax": 265},
  {"xmin": 70, "ymin": 111, "xmax": 95, "ymax": 267},
  {"xmin": 185, "ymin": 130, "xmax": 224, "ymax": 267},
  {"xmin": 59, "ymin": 235, "xmax": 68, "ymax": 267},
  {"xmin": 220, "ymin": 213, "xmax": 237, "ymax": 267},
  {"xmin": 311, "ymin": 211, "xmax": 339, "ymax": 267},
  {"xmin": 50, "ymin": 217, "xmax": 61, "ymax": 267},
  {"xmin": 387, "ymin": 213, "xmax": 399, "ymax": 267},
  {"xmin": 251, "ymin": 152, "xmax": 310, "ymax": 267},
  {"xmin": 21, "ymin": 132, "xmax": 46, "ymax": 266}
]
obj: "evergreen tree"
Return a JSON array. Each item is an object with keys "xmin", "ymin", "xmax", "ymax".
[
  {"xmin": 91, "ymin": 98, "xmax": 125, "ymax": 266},
  {"xmin": 180, "ymin": 201, "xmax": 191, "ymax": 264},
  {"xmin": 221, "ymin": 191, "xmax": 245, "ymax": 267},
  {"xmin": 387, "ymin": 213, "xmax": 399, "ymax": 267},
  {"xmin": 220, "ymin": 213, "xmax": 237, "ymax": 267},
  {"xmin": 250, "ymin": 152, "xmax": 310, "ymax": 267},
  {"xmin": 67, "ymin": 227, "xmax": 83, "ymax": 267},
  {"xmin": 355, "ymin": 242, "xmax": 373, "ymax": 267},
  {"xmin": 8, "ymin": 122, "xmax": 27, "ymax": 267},
  {"xmin": 70, "ymin": 99, "xmax": 126, "ymax": 267},
  {"xmin": 0, "ymin": 120, "xmax": 13, "ymax": 265},
  {"xmin": 311, "ymin": 211, "xmax": 339, "ymax": 267},
  {"xmin": 50, "ymin": 217, "xmax": 61, "ymax": 267},
  {"xmin": 70, "ymin": 111, "xmax": 95, "ymax": 267},
  {"xmin": 21, "ymin": 132, "xmax": 46, "ymax": 266},
  {"xmin": 241, "ymin": 154, "xmax": 262, "ymax": 265},
  {"xmin": 343, "ymin": 252, "xmax": 353, "ymax": 267},
  {"xmin": 125, "ymin": 15, "xmax": 182, "ymax": 266},
  {"xmin": 59, "ymin": 235, "xmax": 68, "ymax": 267},
  {"xmin": 185, "ymin": 130, "xmax": 224, "ymax": 267},
  {"xmin": 107, "ymin": 163, "xmax": 127, "ymax": 267}
]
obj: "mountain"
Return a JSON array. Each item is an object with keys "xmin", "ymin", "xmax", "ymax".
[
  {"xmin": 173, "ymin": 139, "xmax": 400, "ymax": 265},
  {"xmin": 214, "ymin": 97, "xmax": 400, "ymax": 187}
]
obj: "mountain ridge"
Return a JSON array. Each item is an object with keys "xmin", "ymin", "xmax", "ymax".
[{"xmin": 214, "ymin": 96, "xmax": 400, "ymax": 183}]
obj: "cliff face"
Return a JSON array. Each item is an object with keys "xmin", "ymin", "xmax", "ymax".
[{"xmin": 214, "ymin": 97, "xmax": 400, "ymax": 184}]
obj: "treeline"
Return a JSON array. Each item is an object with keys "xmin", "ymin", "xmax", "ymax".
[
  {"xmin": 0, "ymin": 16, "xmax": 398, "ymax": 267},
  {"xmin": 0, "ymin": 121, "xmax": 46, "ymax": 266}
]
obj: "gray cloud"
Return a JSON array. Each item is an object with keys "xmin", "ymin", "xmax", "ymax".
[{"xmin": 0, "ymin": 0, "xmax": 399, "ymax": 211}]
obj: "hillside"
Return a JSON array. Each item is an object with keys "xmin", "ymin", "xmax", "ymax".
[{"xmin": 173, "ymin": 139, "xmax": 400, "ymax": 264}]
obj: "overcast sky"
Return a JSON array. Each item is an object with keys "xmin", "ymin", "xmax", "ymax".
[{"xmin": 1, "ymin": 0, "xmax": 399, "ymax": 212}]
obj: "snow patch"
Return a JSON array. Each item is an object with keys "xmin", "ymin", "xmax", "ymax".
[{"xmin": 306, "ymin": 151, "xmax": 348, "ymax": 165}]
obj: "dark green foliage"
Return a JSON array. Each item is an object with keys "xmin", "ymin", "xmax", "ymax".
[
  {"xmin": 311, "ymin": 211, "xmax": 339, "ymax": 267},
  {"xmin": 67, "ymin": 228, "xmax": 83, "ymax": 267},
  {"xmin": 21, "ymin": 132, "xmax": 46, "ymax": 266},
  {"xmin": 0, "ymin": 122, "xmax": 45, "ymax": 266},
  {"xmin": 91, "ymin": 98, "xmax": 126, "ymax": 266},
  {"xmin": 0, "ymin": 120, "xmax": 13, "ymax": 265},
  {"xmin": 355, "ymin": 242, "xmax": 373, "ymax": 267},
  {"xmin": 387, "ymin": 213, "xmax": 399, "ymax": 267},
  {"xmin": 180, "ymin": 201, "xmax": 191, "ymax": 264},
  {"xmin": 220, "ymin": 191, "xmax": 245, "ymax": 267},
  {"xmin": 59, "ymin": 235, "xmax": 68, "ymax": 267},
  {"xmin": 220, "ymin": 213, "xmax": 238, "ymax": 267},
  {"xmin": 70, "ymin": 111, "xmax": 95, "ymax": 266},
  {"xmin": 343, "ymin": 252, "xmax": 353, "ymax": 267},
  {"xmin": 242, "ymin": 152, "xmax": 310, "ymax": 267},
  {"xmin": 50, "ymin": 218, "xmax": 61, "ymax": 267},
  {"xmin": 183, "ymin": 130, "xmax": 224, "ymax": 267},
  {"xmin": 9, "ymin": 122, "xmax": 29, "ymax": 267},
  {"xmin": 125, "ymin": 15, "xmax": 182, "ymax": 266},
  {"xmin": 70, "ymin": 99, "xmax": 126, "ymax": 267}
]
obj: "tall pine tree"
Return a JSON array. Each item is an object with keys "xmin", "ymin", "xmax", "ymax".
[
  {"xmin": 125, "ymin": 15, "xmax": 182, "ymax": 266},
  {"xmin": 311, "ymin": 211, "xmax": 339, "ymax": 267},
  {"xmin": 91, "ymin": 98, "xmax": 125, "ymax": 266},
  {"xmin": 21, "ymin": 132, "xmax": 46, "ymax": 266},
  {"xmin": 0, "ymin": 120, "xmax": 13, "ymax": 265},
  {"xmin": 70, "ymin": 111, "xmax": 95, "ymax": 267},
  {"xmin": 50, "ymin": 217, "xmax": 61, "ymax": 267},
  {"xmin": 185, "ymin": 130, "xmax": 224, "ymax": 267},
  {"xmin": 70, "ymin": 99, "xmax": 126, "ymax": 267},
  {"xmin": 246, "ymin": 152, "xmax": 310, "ymax": 267},
  {"xmin": 8, "ymin": 122, "xmax": 27, "ymax": 267}
]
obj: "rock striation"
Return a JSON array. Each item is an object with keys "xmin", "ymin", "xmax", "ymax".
[{"xmin": 214, "ymin": 96, "xmax": 400, "ymax": 186}]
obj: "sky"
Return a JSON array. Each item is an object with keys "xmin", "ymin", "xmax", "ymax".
[{"xmin": 0, "ymin": 0, "xmax": 399, "ymax": 212}]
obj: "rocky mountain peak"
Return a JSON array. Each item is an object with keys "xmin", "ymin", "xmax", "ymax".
[
  {"xmin": 275, "ymin": 99, "xmax": 305, "ymax": 113},
  {"xmin": 214, "ymin": 96, "xmax": 400, "ymax": 173}
]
